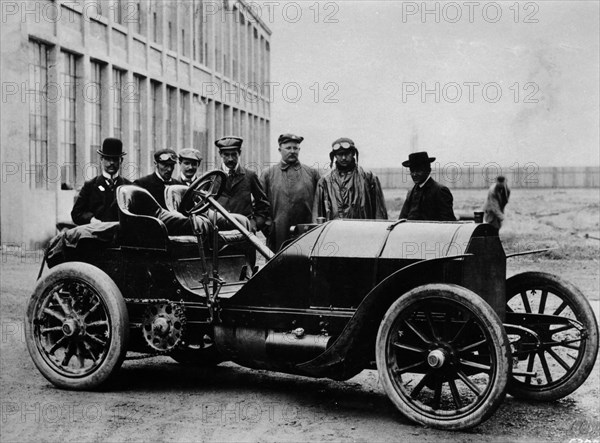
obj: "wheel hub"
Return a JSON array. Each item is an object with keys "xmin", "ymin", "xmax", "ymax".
[
  {"xmin": 427, "ymin": 349, "xmax": 447, "ymax": 368},
  {"xmin": 61, "ymin": 319, "xmax": 79, "ymax": 336},
  {"xmin": 142, "ymin": 302, "xmax": 186, "ymax": 351}
]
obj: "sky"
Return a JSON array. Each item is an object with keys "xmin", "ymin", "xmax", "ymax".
[{"xmin": 255, "ymin": 0, "xmax": 599, "ymax": 169}]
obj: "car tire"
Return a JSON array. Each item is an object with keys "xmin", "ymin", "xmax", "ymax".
[
  {"xmin": 506, "ymin": 271, "xmax": 599, "ymax": 401},
  {"xmin": 376, "ymin": 283, "xmax": 510, "ymax": 430},
  {"xmin": 25, "ymin": 262, "xmax": 129, "ymax": 390}
]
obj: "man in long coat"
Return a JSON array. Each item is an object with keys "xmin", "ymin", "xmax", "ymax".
[
  {"xmin": 71, "ymin": 137, "xmax": 131, "ymax": 225},
  {"xmin": 215, "ymin": 136, "xmax": 270, "ymax": 234},
  {"xmin": 313, "ymin": 137, "xmax": 387, "ymax": 221},
  {"xmin": 399, "ymin": 151, "xmax": 456, "ymax": 221},
  {"xmin": 261, "ymin": 133, "xmax": 321, "ymax": 251}
]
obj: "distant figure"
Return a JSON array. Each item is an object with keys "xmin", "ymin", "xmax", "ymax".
[
  {"xmin": 484, "ymin": 176, "xmax": 510, "ymax": 229},
  {"xmin": 399, "ymin": 151, "xmax": 455, "ymax": 221},
  {"xmin": 313, "ymin": 137, "xmax": 387, "ymax": 221}
]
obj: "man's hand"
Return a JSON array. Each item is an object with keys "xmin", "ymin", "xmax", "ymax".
[
  {"xmin": 249, "ymin": 219, "xmax": 257, "ymax": 234},
  {"xmin": 90, "ymin": 216, "xmax": 101, "ymax": 224}
]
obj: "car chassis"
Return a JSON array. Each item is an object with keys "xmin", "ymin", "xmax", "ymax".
[{"xmin": 25, "ymin": 170, "xmax": 599, "ymax": 430}]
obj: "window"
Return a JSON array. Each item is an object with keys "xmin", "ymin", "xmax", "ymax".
[
  {"xmin": 112, "ymin": 68, "xmax": 124, "ymax": 139},
  {"xmin": 150, "ymin": 0, "xmax": 161, "ymax": 43},
  {"xmin": 60, "ymin": 51, "xmax": 78, "ymax": 189},
  {"xmin": 166, "ymin": 86, "xmax": 176, "ymax": 145},
  {"xmin": 133, "ymin": 75, "xmax": 143, "ymax": 175},
  {"xmin": 167, "ymin": 2, "xmax": 176, "ymax": 51},
  {"xmin": 192, "ymin": 94, "xmax": 208, "ymax": 171},
  {"xmin": 232, "ymin": 8, "xmax": 239, "ymax": 81},
  {"xmin": 180, "ymin": 1, "xmax": 189, "ymax": 57},
  {"xmin": 132, "ymin": 0, "xmax": 142, "ymax": 34},
  {"xmin": 90, "ymin": 61, "xmax": 103, "ymax": 166},
  {"xmin": 239, "ymin": 12, "xmax": 245, "ymax": 83},
  {"xmin": 28, "ymin": 41, "xmax": 49, "ymax": 189},
  {"xmin": 193, "ymin": 0, "xmax": 204, "ymax": 63},
  {"xmin": 180, "ymin": 90, "xmax": 189, "ymax": 149},
  {"xmin": 151, "ymin": 81, "xmax": 161, "ymax": 153}
]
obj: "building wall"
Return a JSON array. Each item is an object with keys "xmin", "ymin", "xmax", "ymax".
[{"xmin": 1, "ymin": 0, "xmax": 272, "ymax": 247}]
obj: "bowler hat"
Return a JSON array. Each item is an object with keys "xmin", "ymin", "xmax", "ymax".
[
  {"xmin": 278, "ymin": 133, "xmax": 304, "ymax": 145},
  {"xmin": 178, "ymin": 148, "xmax": 202, "ymax": 162},
  {"xmin": 97, "ymin": 138, "xmax": 126, "ymax": 157},
  {"xmin": 402, "ymin": 151, "xmax": 436, "ymax": 168},
  {"xmin": 154, "ymin": 148, "xmax": 178, "ymax": 164},
  {"xmin": 215, "ymin": 136, "xmax": 243, "ymax": 150}
]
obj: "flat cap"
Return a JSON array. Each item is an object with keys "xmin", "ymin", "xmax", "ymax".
[
  {"xmin": 154, "ymin": 148, "xmax": 178, "ymax": 164},
  {"xmin": 278, "ymin": 133, "xmax": 304, "ymax": 145},
  {"xmin": 215, "ymin": 136, "xmax": 243, "ymax": 150},
  {"xmin": 178, "ymin": 148, "xmax": 202, "ymax": 162}
]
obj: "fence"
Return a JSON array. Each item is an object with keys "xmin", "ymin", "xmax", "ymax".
[{"xmin": 372, "ymin": 166, "xmax": 600, "ymax": 189}]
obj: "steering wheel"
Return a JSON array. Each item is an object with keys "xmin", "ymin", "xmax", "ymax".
[{"xmin": 179, "ymin": 170, "xmax": 227, "ymax": 216}]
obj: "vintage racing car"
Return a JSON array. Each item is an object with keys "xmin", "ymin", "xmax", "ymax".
[{"xmin": 25, "ymin": 171, "xmax": 599, "ymax": 430}]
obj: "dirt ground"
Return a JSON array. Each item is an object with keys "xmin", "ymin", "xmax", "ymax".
[{"xmin": 1, "ymin": 188, "xmax": 599, "ymax": 442}]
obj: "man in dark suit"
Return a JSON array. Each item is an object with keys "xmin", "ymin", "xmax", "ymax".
[
  {"xmin": 134, "ymin": 148, "xmax": 182, "ymax": 209},
  {"xmin": 399, "ymin": 151, "xmax": 456, "ymax": 221},
  {"xmin": 215, "ymin": 136, "xmax": 270, "ymax": 234},
  {"xmin": 71, "ymin": 138, "xmax": 131, "ymax": 225}
]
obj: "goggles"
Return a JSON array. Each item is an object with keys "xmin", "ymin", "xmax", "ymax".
[{"xmin": 332, "ymin": 141, "xmax": 355, "ymax": 151}]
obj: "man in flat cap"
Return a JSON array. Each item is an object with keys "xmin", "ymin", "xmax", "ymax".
[
  {"xmin": 399, "ymin": 151, "xmax": 456, "ymax": 221},
  {"xmin": 134, "ymin": 148, "xmax": 182, "ymax": 209},
  {"xmin": 313, "ymin": 137, "xmax": 387, "ymax": 221},
  {"xmin": 178, "ymin": 148, "xmax": 202, "ymax": 186},
  {"xmin": 260, "ymin": 133, "xmax": 321, "ymax": 251},
  {"xmin": 71, "ymin": 137, "xmax": 131, "ymax": 225},
  {"xmin": 215, "ymin": 136, "xmax": 270, "ymax": 235}
]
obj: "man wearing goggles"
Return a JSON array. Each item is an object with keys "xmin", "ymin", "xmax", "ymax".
[
  {"xmin": 134, "ymin": 148, "xmax": 183, "ymax": 209},
  {"xmin": 313, "ymin": 137, "xmax": 387, "ymax": 221}
]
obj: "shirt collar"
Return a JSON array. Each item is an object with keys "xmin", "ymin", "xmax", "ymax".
[
  {"xmin": 181, "ymin": 173, "xmax": 193, "ymax": 184},
  {"xmin": 155, "ymin": 171, "xmax": 171, "ymax": 183},
  {"xmin": 222, "ymin": 163, "xmax": 240, "ymax": 174},
  {"xmin": 418, "ymin": 175, "xmax": 432, "ymax": 188},
  {"xmin": 102, "ymin": 171, "xmax": 119, "ymax": 181},
  {"xmin": 280, "ymin": 161, "xmax": 300, "ymax": 171}
]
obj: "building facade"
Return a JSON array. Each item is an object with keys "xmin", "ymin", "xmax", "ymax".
[{"xmin": 1, "ymin": 0, "xmax": 271, "ymax": 247}]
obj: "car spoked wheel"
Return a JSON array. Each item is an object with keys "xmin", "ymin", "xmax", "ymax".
[
  {"xmin": 506, "ymin": 272, "xmax": 599, "ymax": 401},
  {"xmin": 376, "ymin": 284, "xmax": 510, "ymax": 430},
  {"xmin": 25, "ymin": 262, "xmax": 129, "ymax": 390}
]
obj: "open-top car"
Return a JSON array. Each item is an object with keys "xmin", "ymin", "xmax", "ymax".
[{"xmin": 25, "ymin": 170, "xmax": 599, "ymax": 430}]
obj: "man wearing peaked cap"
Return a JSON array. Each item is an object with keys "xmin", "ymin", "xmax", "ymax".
[
  {"xmin": 71, "ymin": 137, "xmax": 132, "ymax": 225},
  {"xmin": 399, "ymin": 151, "xmax": 456, "ymax": 221},
  {"xmin": 313, "ymin": 137, "xmax": 387, "ymax": 221},
  {"xmin": 214, "ymin": 135, "xmax": 270, "ymax": 235},
  {"xmin": 260, "ymin": 133, "xmax": 320, "ymax": 251},
  {"xmin": 178, "ymin": 148, "xmax": 203, "ymax": 186},
  {"xmin": 134, "ymin": 148, "xmax": 182, "ymax": 209}
]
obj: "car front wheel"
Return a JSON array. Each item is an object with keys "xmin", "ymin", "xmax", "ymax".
[
  {"xmin": 376, "ymin": 283, "xmax": 510, "ymax": 430},
  {"xmin": 25, "ymin": 262, "xmax": 129, "ymax": 390}
]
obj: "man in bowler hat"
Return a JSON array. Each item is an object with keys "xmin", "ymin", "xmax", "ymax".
[
  {"xmin": 71, "ymin": 137, "xmax": 131, "ymax": 225},
  {"xmin": 399, "ymin": 151, "xmax": 456, "ymax": 221},
  {"xmin": 134, "ymin": 148, "xmax": 182, "ymax": 209},
  {"xmin": 215, "ymin": 136, "xmax": 270, "ymax": 234}
]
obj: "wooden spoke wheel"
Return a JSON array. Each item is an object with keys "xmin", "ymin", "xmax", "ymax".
[
  {"xmin": 25, "ymin": 262, "xmax": 129, "ymax": 390},
  {"xmin": 376, "ymin": 284, "xmax": 510, "ymax": 430},
  {"xmin": 506, "ymin": 272, "xmax": 599, "ymax": 401}
]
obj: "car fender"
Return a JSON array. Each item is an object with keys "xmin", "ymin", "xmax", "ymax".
[{"xmin": 296, "ymin": 254, "xmax": 472, "ymax": 380}]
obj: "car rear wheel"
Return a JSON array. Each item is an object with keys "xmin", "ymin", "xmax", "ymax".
[
  {"xmin": 506, "ymin": 272, "xmax": 599, "ymax": 401},
  {"xmin": 25, "ymin": 262, "xmax": 129, "ymax": 390},
  {"xmin": 376, "ymin": 284, "xmax": 510, "ymax": 430}
]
